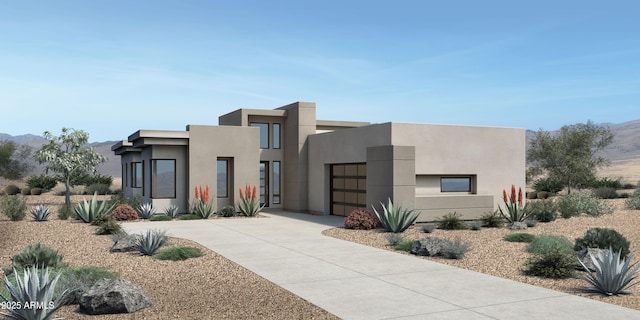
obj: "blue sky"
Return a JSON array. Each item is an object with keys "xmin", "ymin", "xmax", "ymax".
[{"xmin": 1, "ymin": 1, "xmax": 639, "ymax": 142}]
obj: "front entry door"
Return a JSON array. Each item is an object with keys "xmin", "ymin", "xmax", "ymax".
[{"xmin": 260, "ymin": 161, "xmax": 269, "ymax": 207}]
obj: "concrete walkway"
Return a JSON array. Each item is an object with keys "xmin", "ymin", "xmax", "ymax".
[{"xmin": 123, "ymin": 210, "xmax": 640, "ymax": 320}]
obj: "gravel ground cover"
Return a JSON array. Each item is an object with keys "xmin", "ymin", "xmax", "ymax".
[
  {"xmin": 324, "ymin": 198, "xmax": 640, "ymax": 311},
  {"xmin": 0, "ymin": 193, "xmax": 338, "ymax": 320}
]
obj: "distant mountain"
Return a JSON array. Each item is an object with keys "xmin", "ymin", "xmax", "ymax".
[
  {"xmin": 0, "ymin": 134, "xmax": 121, "ymax": 177},
  {"xmin": 525, "ymin": 119, "xmax": 640, "ymax": 161}
]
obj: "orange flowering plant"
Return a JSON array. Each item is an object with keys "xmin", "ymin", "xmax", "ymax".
[
  {"xmin": 498, "ymin": 185, "xmax": 530, "ymax": 223},
  {"xmin": 191, "ymin": 184, "xmax": 214, "ymax": 218},
  {"xmin": 238, "ymin": 184, "xmax": 264, "ymax": 217}
]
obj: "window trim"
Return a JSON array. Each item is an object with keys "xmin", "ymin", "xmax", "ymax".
[
  {"xmin": 151, "ymin": 159, "xmax": 176, "ymax": 199},
  {"xmin": 440, "ymin": 177, "xmax": 472, "ymax": 193}
]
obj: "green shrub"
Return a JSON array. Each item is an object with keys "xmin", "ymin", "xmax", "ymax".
[
  {"xmin": 557, "ymin": 191, "xmax": 612, "ymax": 218},
  {"xmin": 479, "ymin": 210, "xmax": 503, "ymax": 228},
  {"xmin": 622, "ymin": 183, "xmax": 636, "ymax": 190},
  {"xmin": 527, "ymin": 235, "xmax": 574, "ymax": 255},
  {"xmin": 533, "ymin": 177, "xmax": 564, "ymax": 193},
  {"xmin": 526, "ymin": 199, "xmax": 557, "ymax": 222},
  {"xmin": 592, "ymin": 187, "xmax": 618, "ymax": 199},
  {"xmin": 1, "ymin": 195, "xmax": 27, "ymax": 221},
  {"xmin": 57, "ymin": 266, "xmax": 119, "ymax": 305},
  {"xmin": 587, "ymin": 177, "xmax": 622, "ymax": 189},
  {"xmin": 344, "ymin": 208, "xmax": 379, "ymax": 230},
  {"xmin": 579, "ymin": 247, "xmax": 640, "ymax": 296},
  {"xmin": 110, "ymin": 193, "xmax": 142, "ymax": 210},
  {"xmin": 20, "ymin": 187, "xmax": 31, "ymax": 195},
  {"xmin": 574, "ymin": 228, "xmax": 630, "ymax": 258},
  {"xmin": 536, "ymin": 191, "xmax": 550, "ymax": 199},
  {"xmin": 421, "ymin": 223, "xmax": 436, "ymax": 233},
  {"xmin": 150, "ymin": 215, "xmax": 172, "ymax": 221},
  {"xmin": 625, "ymin": 189, "xmax": 640, "ymax": 210},
  {"xmin": 1, "ymin": 266, "xmax": 67, "ymax": 319},
  {"xmin": 4, "ymin": 184, "xmax": 20, "ymax": 195},
  {"xmin": 85, "ymin": 183, "xmax": 111, "ymax": 195},
  {"xmin": 110, "ymin": 204, "xmax": 138, "ymax": 221},
  {"xmin": 94, "ymin": 217, "xmax": 124, "ymax": 235},
  {"xmin": 26, "ymin": 174, "xmax": 58, "ymax": 190},
  {"xmin": 30, "ymin": 188, "xmax": 43, "ymax": 195},
  {"xmin": 4, "ymin": 243, "xmax": 67, "ymax": 275},
  {"xmin": 436, "ymin": 212, "xmax": 468, "ymax": 230},
  {"xmin": 394, "ymin": 240, "xmax": 414, "ymax": 252},
  {"xmin": 386, "ymin": 233, "xmax": 404, "ymax": 246},
  {"xmin": 178, "ymin": 214, "xmax": 202, "ymax": 220},
  {"xmin": 523, "ymin": 247, "xmax": 577, "ymax": 279},
  {"xmin": 218, "ymin": 205, "xmax": 237, "ymax": 217},
  {"xmin": 441, "ymin": 237, "xmax": 471, "ymax": 259},
  {"xmin": 30, "ymin": 204, "xmax": 51, "ymax": 221},
  {"xmin": 503, "ymin": 233, "xmax": 536, "ymax": 243},
  {"xmin": 136, "ymin": 229, "xmax": 168, "ymax": 256},
  {"xmin": 154, "ymin": 246, "xmax": 204, "ymax": 261},
  {"xmin": 526, "ymin": 191, "xmax": 538, "ymax": 200},
  {"xmin": 57, "ymin": 203, "xmax": 74, "ymax": 220}
]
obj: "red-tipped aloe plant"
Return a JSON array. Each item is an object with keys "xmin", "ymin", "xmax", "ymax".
[
  {"xmin": 238, "ymin": 184, "xmax": 264, "ymax": 217},
  {"xmin": 498, "ymin": 185, "xmax": 530, "ymax": 223}
]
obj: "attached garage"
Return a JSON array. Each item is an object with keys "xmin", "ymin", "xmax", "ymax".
[{"xmin": 330, "ymin": 163, "xmax": 366, "ymax": 216}]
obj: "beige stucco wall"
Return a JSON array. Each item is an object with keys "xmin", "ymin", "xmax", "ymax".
[{"xmin": 187, "ymin": 125, "xmax": 260, "ymax": 211}]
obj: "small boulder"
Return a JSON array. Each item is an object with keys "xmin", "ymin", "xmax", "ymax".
[
  {"xmin": 507, "ymin": 222, "xmax": 528, "ymax": 230},
  {"xmin": 410, "ymin": 237, "xmax": 448, "ymax": 256},
  {"xmin": 577, "ymin": 248, "xmax": 610, "ymax": 271},
  {"xmin": 110, "ymin": 235, "xmax": 139, "ymax": 252},
  {"xmin": 80, "ymin": 278, "xmax": 152, "ymax": 315}
]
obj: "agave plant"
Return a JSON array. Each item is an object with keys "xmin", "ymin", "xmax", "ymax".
[
  {"xmin": 579, "ymin": 246, "xmax": 640, "ymax": 295},
  {"xmin": 163, "ymin": 204, "xmax": 180, "ymax": 218},
  {"xmin": 137, "ymin": 203, "xmax": 156, "ymax": 219},
  {"xmin": 136, "ymin": 229, "xmax": 168, "ymax": 256},
  {"xmin": 0, "ymin": 265, "xmax": 68, "ymax": 320},
  {"xmin": 372, "ymin": 198, "xmax": 420, "ymax": 233},
  {"xmin": 75, "ymin": 192, "xmax": 117, "ymax": 223},
  {"xmin": 30, "ymin": 205, "xmax": 51, "ymax": 222}
]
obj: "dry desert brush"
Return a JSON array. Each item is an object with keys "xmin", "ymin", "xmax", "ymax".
[{"xmin": 344, "ymin": 208, "xmax": 379, "ymax": 230}]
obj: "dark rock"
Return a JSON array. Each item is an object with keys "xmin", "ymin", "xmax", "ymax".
[
  {"xmin": 110, "ymin": 235, "xmax": 139, "ymax": 252},
  {"xmin": 507, "ymin": 222, "xmax": 528, "ymax": 230},
  {"xmin": 409, "ymin": 237, "xmax": 448, "ymax": 256},
  {"xmin": 79, "ymin": 278, "xmax": 152, "ymax": 315},
  {"xmin": 577, "ymin": 248, "xmax": 610, "ymax": 271}
]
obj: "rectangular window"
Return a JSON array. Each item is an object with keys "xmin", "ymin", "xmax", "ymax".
[
  {"xmin": 132, "ymin": 162, "xmax": 142, "ymax": 188},
  {"xmin": 273, "ymin": 161, "xmax": 281, "ymax": 204},
  {"xmin": 123, "ymin": 163, "xmax": 127, "ymax": 187},
  {"xmin": 152, "ymin": 159, "xmax": 176, "ymax": 198},
  {"xmin": 441, "ymin": 177, "xmax": 471, "ymax": 192},
  {"xmin": 273, "ymin": 123, "xmax": 281, "ymax": 149},
  {"xmin": 250, "ymin": 122, "xmax": 269, "ymax": 149},
  {"xmin": 217, "ymin": 159, "xmax": 228, "ymax": 198}
]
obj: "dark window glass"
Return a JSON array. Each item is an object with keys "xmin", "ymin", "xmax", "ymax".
[
  {"xmin": 152, "ymin": 160, "xmax": 176, "ymax": 198},
  {"xmin": 217, "ymin": 159, "xmax": 228, "ymax": 198},
  {"xmin": 273, "ymin": 161, "xmax": 281, "ymax": 204},
  {"xmin": 441, "ymin": 177, "xmax": 471, "ymax": 192},
  {"xmin": 132, "ymin": 162, "xmax": 142, "ymax": 188},
  {"xmin": 273, "ymin": 123, "xmax": 281, "ymax": 149},
  {"xmin": 250, "ymin": 123, "xmax": 269, "ymax": 149}
]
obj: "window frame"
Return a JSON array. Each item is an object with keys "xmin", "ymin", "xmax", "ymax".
[
  {"xmin": 132, "ymin": 162, "xmax": 143, "ymax": 189},
  {"xmin": 217, "ymin": 159, "xmax": 229, "ymax": 198},
  {"xmin": 273, "ymin": 161, "xmax": 281, "ymax": 204}
]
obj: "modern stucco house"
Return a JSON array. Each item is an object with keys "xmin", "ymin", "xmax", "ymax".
[{"xmin": 111, "ymin": 102, "xmax": 525, "ymax": 221}]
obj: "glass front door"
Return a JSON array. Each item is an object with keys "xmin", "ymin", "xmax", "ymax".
[{"xmin": 260, "ymin": 161, "xmax": 269, "ymax": 207}]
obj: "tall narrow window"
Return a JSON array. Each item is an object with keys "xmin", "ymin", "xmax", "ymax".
[
  {"xmin": 152, "ymin": 159, "xmax": 176, "ymax": 198},
  {"xmin": 217, "ymin": 159, "xmax": 228, "ymax": 198},
  {"xmin": 273, "ymin": 161, "xmax": 281, "ymax": 204},
  {"xmin": 273, "ymin": 123, "xmax": 281, "ymax": 149},
  {"xmin": 250, "ymin": 123, "xmax": 269, "ymax": 149},
  {"xmin": 123, "ymin": 164, "xmax": 127, "ymax": 187},
  {"xmin": 132, "ymin": 162, "xmax": 142, "ymax": 188}
]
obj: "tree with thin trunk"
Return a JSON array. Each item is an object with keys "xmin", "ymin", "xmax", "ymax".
[
  {"xmin": 527, "ymin": 120, "xmax": 614, "ymax": 194},
  {"xmin": 0, "ymin": 140, "xmax": 33, "ymax": 180},
  {"xmin": 35, "ymin": 128, "xmax": 106, "ymax": 208}
]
